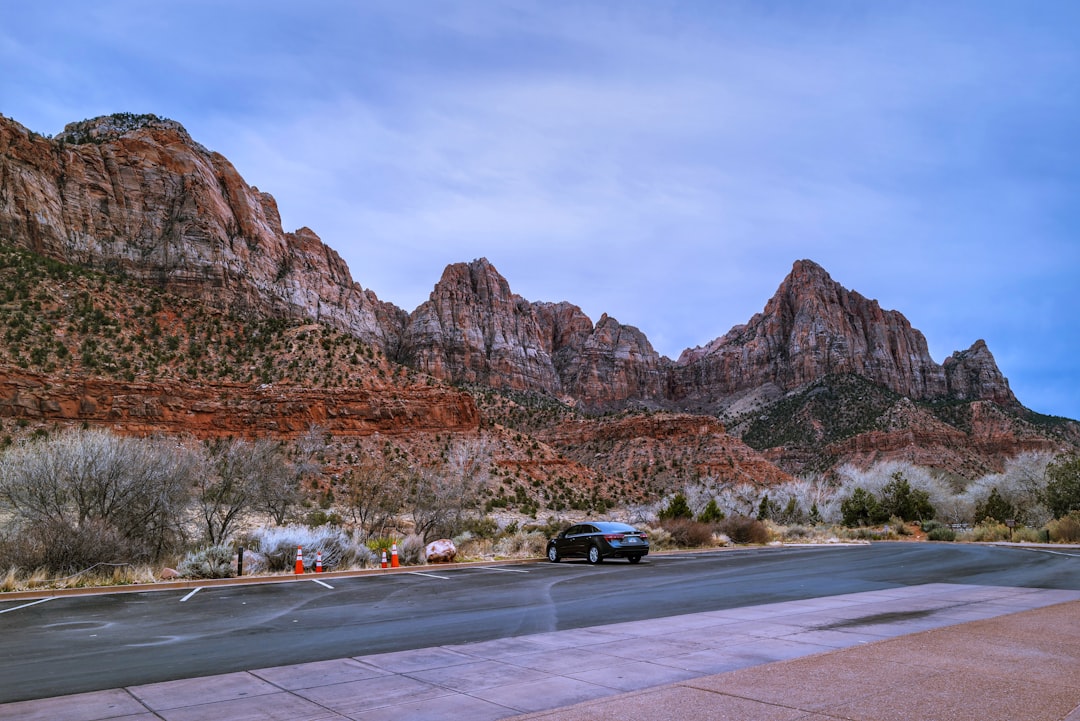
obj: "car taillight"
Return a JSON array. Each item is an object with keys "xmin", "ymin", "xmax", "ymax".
[
  {"xmin": 638, "ymin": 532, "xmax": 648, "ymax": 540},
  {"xmin": 603, "ymin": 534, "xmax": 624, "ymax": 541}
]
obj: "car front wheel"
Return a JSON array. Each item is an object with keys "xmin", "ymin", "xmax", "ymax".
[
  {"xmin": 587, "ymin": 545, "xmax": 603, "ymax": 564},
  {"xmin": 547, "ymin": 545, "xmax": 560, "ymax": 563}
]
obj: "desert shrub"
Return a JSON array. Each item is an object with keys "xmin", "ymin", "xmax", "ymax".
[
  {"xmin": 365, "ymin": 535, "xmax": 396, "ymax": 556},
  {"xmin": 178, "ymin": 545, "xmax": 235, "ymax": 579},
  {"xmin": 305, "ymin": 509, "xmax": 343, "ymax": 527},
  {"xmin": 841, "ymin": 526, "xmax": 886, "ymax": 540},
  {"xmin": 923, "ymin": 520, "xmax": 956, "ymax": 542},
  {"xmin": 718, "ymin": 515, "xmax": 770, "ymax": 544},
  {"xmin": 1047, "ymin": 512, "xmax": 1080, "ymax": 543},
  {"xmin": 1013, "ymin": 526, "xmax": 1044, "ymax": 543},
  {"xmin": 244, "ymin": 524, "xmax": 369, "ymax": 572},
  {"xmin": 453, "ymin": 535, "xmax": 492, "ymax": 560},
  {"xmin": 658, "ymin": 518, "xmax": 715, "ymax": 548},
  {"xmin": 400, "ymin": 533, "xmax": 427, "ymax": 565},
  {"xmin": 642, "ymin": 525, "xmax": 673, "ymax": 550},
  {"xmin": 494, "ymin": 530, "xmax": 547, "ymax": 558},
  {"xmin": 458, "ymin": 516, "xmax": 499, "ymax": 539},
  {"xmin": 921, "ymin": 520, "xmax": 955, "ymax": 541},
  {"xmin": 6, "ymin": 518, "xmax": 132, "ymax": 574},
  {"xmin": 781, "ymin": 524, "xmax": 811, "ymax": 540},
  {"xmin": 967, "ymin": 520, "xmax": 1011, "ymax": 542},
  {"xmin": 890, "ymin": 517, "xmax": 912, "ymax": 536},
  {"xmin": 525, "ymin": 517, "xmax": 568, "ymax": 538}
]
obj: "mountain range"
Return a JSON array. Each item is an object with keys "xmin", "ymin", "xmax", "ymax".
[{"xmin": 1, "ymin": 112, "xmax": 1076, "ymax": 495}]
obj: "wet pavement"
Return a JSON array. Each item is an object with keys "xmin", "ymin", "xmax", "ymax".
[{"xmin": 3, "ymin": 582, "xmax": 1079, "ymax": 720}]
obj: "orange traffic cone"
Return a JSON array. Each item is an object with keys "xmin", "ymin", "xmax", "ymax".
[
  {"xmin": 315, "ymin": 551, "xmax": 323, "ymax": 573},
  {"xmin": 294, "ymin": 546, "xmax": 304, "ymax": 574},
  {"xmin": 391, "ymin": 543, "xmax": 400, "ymax": 568},
  {"xmin": 381, "ymin": 550, "xmax": 388, "ymax": 569}
]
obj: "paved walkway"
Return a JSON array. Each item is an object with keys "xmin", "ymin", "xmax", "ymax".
[{"xmin": 3, "ymin": 583, "xmax": 1079, "ymax": 721}]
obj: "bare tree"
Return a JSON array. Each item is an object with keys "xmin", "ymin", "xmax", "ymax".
[
  {"xmin": 406, "ymin": 438, "xmax": 490, "ymax": 540},
  {"xmin": 197, "ymin": 437, "xmax": 288, "ymax": 544},
  {"xmin": 342, "ymin": 456, "xmax": 408, "ymax": 539},
  {"xmin": 0, "ymin": 428, "xmax": 197, "ymax": 567}
]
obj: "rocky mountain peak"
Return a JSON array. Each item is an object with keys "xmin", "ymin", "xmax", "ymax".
[
  {"xmin": 55, "ymin": 113, "xmax": 194, "ymax": 146},
  {"xmin": 0, "ymin": 112, "xmax": 404, "ymax": 350},
  {"xmin": 669, "ymin": 259, "xmax": 1017, "ymax": 412}
]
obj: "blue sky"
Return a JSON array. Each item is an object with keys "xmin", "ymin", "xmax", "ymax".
[{"xmin": 3, "ymin": 1, "xmax": 1078, "ymax": 419}]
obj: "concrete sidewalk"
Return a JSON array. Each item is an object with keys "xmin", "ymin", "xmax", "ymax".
[{"xmin": 2, "ymin": 583, "xmax": 1079, "ymax": 720}]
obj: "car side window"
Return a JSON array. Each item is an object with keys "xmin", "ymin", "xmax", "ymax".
[
  {"xmin": 583, "ymin": 525, "xmax": 597, "ymax": 534},
  {"xmin": 566, "ymin": 525, "xmax": 582, "ymax": 536}
]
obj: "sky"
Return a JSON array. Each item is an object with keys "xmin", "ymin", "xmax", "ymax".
[{"xmin": 2, "ymin": 1, "xmax": 1078, "ymax": 419}]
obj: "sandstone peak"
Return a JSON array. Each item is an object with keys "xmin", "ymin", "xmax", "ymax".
[
  {"xmin": 669, "ymin": 258, "xmax": 1017, "ymax": 411},
  {"xmin": 56, "ymin": 113, "xmax": 193, "ymax": 145}
]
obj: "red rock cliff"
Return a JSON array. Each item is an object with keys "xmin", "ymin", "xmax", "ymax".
[{"xmin": 0, "ymin": 113, "xmax": 407, "ymax": 349}]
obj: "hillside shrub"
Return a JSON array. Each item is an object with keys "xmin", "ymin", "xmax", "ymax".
[
  {"xmin": 922, "ymin": 520, "xmax": 956, "ymax": 542},
  {"xmin": 642, "ymin": 525, "xmax": 673, "ymax": 550},
  {"xmin": 1047, "ymin": 512, "xmax": 1080, "ymax": 543},
  {"xmin": 7, "ymin": 518, "xmax": 132, "ymax": 575},
  {"xmin": 658, "ymin": 518, "xmax": 716, "ymax": 548},
  {"xmin": 494, "ymin": 530, "xmax": 546, "ymax": 558},
  {"xmin": 178, "ymin": 545, "xmax": 235, "ymax": 579},
  {"xmin": 243, "ymin": 525, "xmax": 371, "ymax": 571},
  {"xmin": 967, "ymin": 520, "xmax": 1011, "ymax": 542},
  {"xmin": 400, "ymin": 533, "xmax": 427, "ymax": 565},
  {"xmin": 718, "ymin": 515, "xmax": 770, "ymax": 544}
]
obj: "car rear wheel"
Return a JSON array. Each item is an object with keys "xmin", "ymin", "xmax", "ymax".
[
  {"xmin": 628, "ymin": 554, "xmax": 642, "ymax": 564},
  {"xmin": 587, "ymin": 545, "xmax": 603, "ymax": 564},
  {"xmin": 547, "ymin": 545, "xmax": 560, "ymax": 563}
]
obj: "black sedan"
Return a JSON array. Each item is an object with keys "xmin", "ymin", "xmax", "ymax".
[{"xmin": 546, "ymin": 521, "xmax": 650, "ymax": 564}]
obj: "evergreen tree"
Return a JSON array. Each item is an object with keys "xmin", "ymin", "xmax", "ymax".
[
  {"xmin": 974, "ymin": 487, "xmax": 1015, "ymax": 524},
  {"xmin": 698, "ymin": 498, "xmax": 725, "ymax": 523},
  {"xmin": 659, "ymin": 492, "xmax": 692, "ymax": 520},
  {"xmin": 1045, "ymin": 454, "xmax": 1080, "ymax": 519}
]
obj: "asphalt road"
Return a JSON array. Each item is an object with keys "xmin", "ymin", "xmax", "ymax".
[{"xmin": 2, "ymin": 542, "xmax": 1077, "ymax": 703}]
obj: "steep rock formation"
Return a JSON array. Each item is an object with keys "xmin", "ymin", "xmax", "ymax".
[
  {"xmin": 944, "ymin": 340, "xmax": 1016, "ymax": 407},
  {"xmin": 405, "ymin": 259, "xmax": 561, "ymax": 390},
  {"xmin": 670, "ymin": 260, "xmax": 1018, "ymax": 411},
  {"xmin": 404, "ymin": 258, "xmax": 666, "ymax": 409},
  {"xmin": 0, "ymin": 113, "xmax": 407, "ymax": 349}
]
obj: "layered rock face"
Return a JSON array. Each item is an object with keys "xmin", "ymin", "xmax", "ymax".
[
  {"xmin": 670, "ymin": 260, "xmax": 1017, "ymax": 411},
  {"xmin": 0, "ymin": 114, "xmax": 406, "ymax": 349},
  {"xmin": 404, "ymin": 258, "xmax": 666, "ymax": 407},
  {"xmin": 0, "ymin": 369, "xmax": 479, "ymax": 439}
]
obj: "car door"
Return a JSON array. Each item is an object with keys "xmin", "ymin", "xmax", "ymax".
[
  {"xmin": 575, "ymin": 524, "xmax": 599, "ymax": 557},
  {"xmin": 563, "ymin": 524, "xmax": 586, "ymax": 557}
]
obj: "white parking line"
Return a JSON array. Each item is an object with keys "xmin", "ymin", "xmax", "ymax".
[
  {"xmin": 0, "ymin": 598, "xmax": 53, "ymax": 614},
  {"xmin": 475, "ymin": 566, "xmax": 529, "ymax": 573},
  {"xmin": 179, "ymin": 587, "xmax": 201, "ymax": 602},
  {"xmin": 408, "ymin": 571, "xmax": 452, "ymax": 580},
  {"xmin": 310, "ymin": 579, "xmax": 334, "ymax": 589}
]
